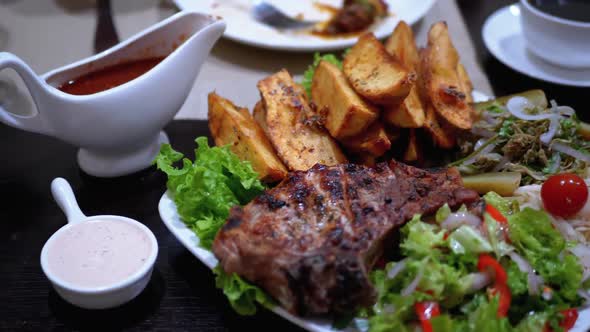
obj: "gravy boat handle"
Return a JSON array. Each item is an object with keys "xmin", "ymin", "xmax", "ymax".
[
  {"xmin": 51, "ymin": 178, "xmax": 87, "ymax": 224},
  {"xmin": 0, "ymin": 52, "xmax": 49, "ymax": 135}
]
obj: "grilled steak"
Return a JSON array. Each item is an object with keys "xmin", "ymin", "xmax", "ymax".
[{"xmin": 212, "ymin": 161, "xmax": 480, "ymax": 315}]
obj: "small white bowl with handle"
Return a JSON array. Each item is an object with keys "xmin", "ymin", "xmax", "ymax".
[{"xmin": 41, "ymin": 178, "xmax": 158, "ymax": 309}]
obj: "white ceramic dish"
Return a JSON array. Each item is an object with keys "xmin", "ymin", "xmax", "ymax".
[
  {"xmin": 159, "ymin": 190, "xmax": 590, "ymax": 331},
  {"xmin": 482, "ymin": 4, "xmax": 590, "ymax": 87},
  {"xmin": 41, "ymin": 178, "xmax": 159, "ymax": 309},
  {"xmin": 0, "ymin": 12, "xmax": 225, "ymax": 178},
  {"xmin": 519, "ymin": 0, "xmax": 590, "ymax": 69},
  {"xmin": 156, "ymin": 86, "xmax": 589, "ymax": 331},
  {"xmin": 173, "ymin": 0, "xmax": 436, "ymax": 52}
]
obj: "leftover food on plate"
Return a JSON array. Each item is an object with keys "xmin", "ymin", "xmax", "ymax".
[{"xmin": 313, "ymin": 0, "xmax": 389, "ymax": 37}]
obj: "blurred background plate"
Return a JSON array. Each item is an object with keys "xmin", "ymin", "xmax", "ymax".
[{"xmin": 172, "ymin": 0, "xmax": 436, "ymax": 51}]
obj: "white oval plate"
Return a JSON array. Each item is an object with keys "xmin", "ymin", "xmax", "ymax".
[
  {"xmin": 157, "ymin": 88, "xmax": 589, "ymax": 332},
  {"xmin": 482, "ymin": 4, "xmax": 590, "ymax": 87},
  {"xmin": 172, "ymin": 0, "xmax": 436, "ymax": 52},
  {"xmin": 159, "ymin": 173, "xmax": 590, "ymax": 332}
]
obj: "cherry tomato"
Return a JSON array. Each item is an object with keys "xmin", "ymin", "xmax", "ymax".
[
  {"xmin": 541, "ymin": 173, "xmax": 588, "ymax": 218},
  {"xmin": 414, "ymin": 301, "xmax": 440, "ymax": 332}
]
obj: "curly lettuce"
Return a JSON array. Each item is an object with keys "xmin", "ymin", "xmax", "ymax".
[
  {"xmin": 155, "ymin": 137, "xmax": 271, "ymax": 315},
  {"xmin": 214, "ymin": 267, "xmax": 275, "ymax": 315},
  {"xmin": 155, "ymin": 137, "xmax": 265, "ymax": 249}
]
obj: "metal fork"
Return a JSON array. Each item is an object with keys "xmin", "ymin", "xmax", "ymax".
[{"xmin": 251, "ymin": 0, "xmax": 318, "ymax": 29}]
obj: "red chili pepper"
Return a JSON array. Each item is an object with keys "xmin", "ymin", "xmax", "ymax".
[
  {"xmin": 478, "ymin": 254, "xmax": 511, "ymax": 317},
  {"xmin": 477, "ymin": 254, "xmax": 508, "ymax": 285},
  {"xmin": 487, "ymin": 283, "xmax": 511, "ymax": 318},
  {"xmin": 559, "ymin": 308, "xmax": 579, "ymax": 331},
  {"xmin": 414, "ymin": 301, "xmax": 440, "ymax": 332},
  {"xmin": 486, "ymin": 204, "xmax": 508, "ymax": 223}
]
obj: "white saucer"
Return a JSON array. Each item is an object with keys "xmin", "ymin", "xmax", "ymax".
[
  {"xmin": 172, "ymin": 0, "xmax": 436, "ymax": 52},
  {"xmin": 482, "ymin": 4, "xmax": 590, "ymax": 87}
]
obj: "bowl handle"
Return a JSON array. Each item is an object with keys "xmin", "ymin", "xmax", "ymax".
[
  {"xmin": 51, "ymin": 178, "xmax": 87, "ymax": 224},
  {"xmin": 0, "ymin": 52, "xmax": 50, "ymax": 135}
]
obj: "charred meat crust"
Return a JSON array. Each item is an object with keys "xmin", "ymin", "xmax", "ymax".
[{"xmin": 212, "ymin": 160, "xmax": 480, "ymax": 315}]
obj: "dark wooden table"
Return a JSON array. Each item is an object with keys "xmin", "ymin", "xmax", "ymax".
[{"xmin": 1, "ymin": 1, "xmax": 587, "ymax": 331}]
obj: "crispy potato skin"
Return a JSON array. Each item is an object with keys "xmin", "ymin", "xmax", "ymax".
[
  {"xmin": 403, "ymin": 129, "xmax": 420, "ymax": 162},
  {"xmin": 343, "ymin": 33, "xmax": 414, "ymax": 106},
  {"xmin": 208, "ymin": 93, "xmax": 288, "ymax": 182},
  {"xmin": 340, "ymin": 120, "xmax": 391, "ymax": 157},
  {"xmin": 383, "ymin": 22, "xmax": 425, "ymax": 128},
  {"xmin": 456, "ymin": 63, "xmax": 473, "ymax": 104},
  {"xmin": 257, "ymin": 69, "xmax": 347, "ymax": 171},
  {"xmin": 385, "ymin": 21, "xmax": 419, "ymax": 70},
  {"xmin": 422, "ymin": 22, "xmax": 474, "ymax": 130},
  {"xmin": 423, "ymin": 103, "xmax": 455, "ymax": 149},
  {"xmin": 312, "ymin": 61, "xmax": 379, "ymax": 139}
]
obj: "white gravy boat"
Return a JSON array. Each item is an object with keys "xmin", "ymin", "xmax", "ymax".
[{"xmin": 0, "ymin": 12, "xmax": 225, "ymax": 177}]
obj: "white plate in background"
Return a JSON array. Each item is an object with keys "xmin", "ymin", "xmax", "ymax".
[{"xmin": 172, "ymin": 0, "xmax": 436, "ymax": 51}]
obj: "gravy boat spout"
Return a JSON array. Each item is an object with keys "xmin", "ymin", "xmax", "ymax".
[{"xmin": 0, "ymin": 12, "xmax": 225, "ymax": 177}]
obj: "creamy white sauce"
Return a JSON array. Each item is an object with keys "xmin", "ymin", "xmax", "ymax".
[{"xmin": 46, "ymin": 219, "xmax": 152, "ymax": 288}]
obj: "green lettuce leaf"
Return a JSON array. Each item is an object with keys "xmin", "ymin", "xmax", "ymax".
[
  {"xmin": 508, "ymin": 208, "xmax": 583, "ymax": 302},
  {"xmin": 400, "ymin": 214, "xmax": 446, "ymax": 258},
  {"xmin": 483, "ymin": 191, "xmax": 519, "ymax": 215},
  {"xmin": 436, "ymin": 204, "xmax": 452, "ymax": 224},
  {"xmin": 431, "ymin": 295, "xmax": 513, "ymax": 332},
  {"xmin": 155, "ymin": 138, "xmax": 271, "ymax": 316},
  {"xmin": 154, "ymin": 137, "xmax": 265, "ymax": 249},
  {"xmin": 448, "ymin": 225, "xmax": 493, "ymax": 255},
  {"xmin": 301, "ymin": 52, "xmax": 343, "ymax": 96},
  {"xmin": 213, "ymin": 266, "xmax": 275, "ymax": 315},
  {"xmin": 505, "ymin": 259, "xmax": 528, "ymax": 297}
]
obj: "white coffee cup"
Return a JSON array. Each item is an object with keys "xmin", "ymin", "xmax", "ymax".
[{"xmin": 519, "ymin": 0, "xmax": 590, "ymax": 69}]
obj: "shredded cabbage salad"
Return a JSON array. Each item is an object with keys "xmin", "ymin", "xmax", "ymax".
[{"xmin": 454, "ymin": 97, "xmax": 590, "ymax": 185}]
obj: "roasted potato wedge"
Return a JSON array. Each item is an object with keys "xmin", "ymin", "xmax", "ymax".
[
  {"xmin": 257, "ymin": 69, "xmax": 347, "ymax": 171},
  {"xmin": 340, "ymin": 120, "xmax": 391, "ymax": 157},
  {"xmin": 208, "ymin": 93, "xmax": 288, "ymax": 182},
  {"xmin": 422, "ymin": 22, "xmax": 474, "ymax": 130},
  {"xmin": 423, "ymin": 103, "xmax": 455, "ymax": 149},
  {"xmin": 312, "ymin": 60, "xmax": 379, "ymax": 139},
  {"xmin": 456, "ymin": 63, "xmax": 473, "ymax": 104},
  {"xmin": 343, "ymin": 33, "xmax": 414, "ymax": 106},
  {"xmin": 252, "ymin": 100, "xmax": 267, "ymax": 134},
  {"xmin": 403, "ymin": 129, "xmax": 420, "ymax": 162},
  {"xmin": 383, "ymin": 22, "xmax": 425, "ymax": 128},
  {"xmin": 383, "ymin": 88, "xmax": 425, "ymax": 128},
  {"xmin": 385, "ymin": 21, "xmax": 419, "ymax": 69}
]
